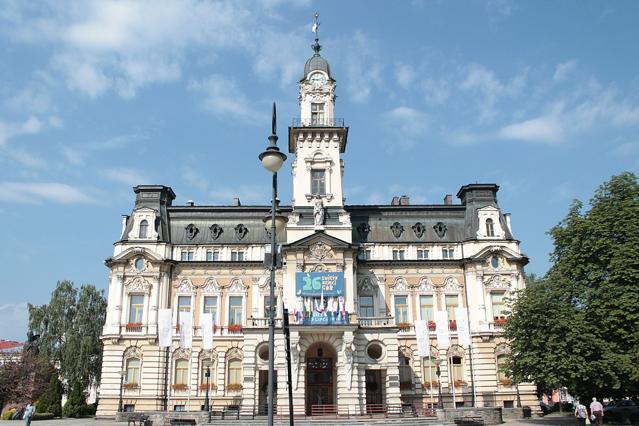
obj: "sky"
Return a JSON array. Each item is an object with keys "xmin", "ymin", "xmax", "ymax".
[{"xmin": 1, "ymin": 0, "xmax": 638, "ymax": 341}]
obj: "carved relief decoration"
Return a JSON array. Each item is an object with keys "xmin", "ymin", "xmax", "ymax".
[
  {"xmin": 176, "ymin": 279, "xmax": 196, "ymax": 293},
  {"xmin": 201, "ymin": 278, "xmax": 221, "ymax": 293},
  {"xmin": 442, "ymin": 276, "xmax": 461, "ymax": 292},
  {"xmin": 311, "ymin": 264, "xmax": 325, "ymax": 272},
  {"xmin": 185, "ymin": 224, "xmax": 199, "ymax": 240},
  {"xmin": 433, "ymin": 222, "xmax": 447, "ymax": 238},
  {"xmin": 391, "ymin": 276, "xmax": 408, "ymax": 292},
  {"xmin": 234, "ymin": 224, "xmax": 248, "ymax": 240},
  {"xmin": 357, "ymin": 223, "xmax": 371, "ymax": 240},
  {"xmin": 447, "ymin": 344, "xmax": 465, "ymax": 358},
  {"xmin": 418, "ymin": 277, "xmax": 435, "ymax": 292},
  {"xmin": 412, "ymin": 222, "xmax": 426, "ymax": 239},
  {"xmin": 357, "ymin": 276, "xmax": 377, "ymax": 295},
  {"xmin": 483, "ymin": 274, "xmax": 511, "ymax": 289},
  {"xmin": 429, "ymin": 345, "xmax": 439, "ymax": 359},
  {"xmin": 390, "ymin": 222, "xmax": 404, "ymax": 239},
  {"xmin": 226, "ymin": 347, "xmax": 243, "ymax": 360},
  {"xmin": 399, "ymin": 346, "xmax": 413, "ymax": 359},
  {"xmin": 209, "ymin": 224, "xmax": 223, "ymax": 240},
  {"xmin": 174, "ymin": 348, "xmax": 190, "ymax": 359},
  {"xmin": 227, "ymin": 278, "xmax": 246, "ymax": 293},
  {"xmin": 495, "ymin": 343, "xmax": 510, "ymax": 356},
  {"xmin": 124, "ymin": 346, "xmax": 142, "ymax": 360},
  {"xmin": 125, "ymin": 277, "xmax": 152, "ymax": 294},
  {"xmin": 199, "ymin": 349, "xmax": 217, "ymax": 361},
  {"xmin": 308, "ymin": 241, "xmax": 333, "ymax": 261}
]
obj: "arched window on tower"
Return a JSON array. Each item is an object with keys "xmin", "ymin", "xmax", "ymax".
[
  {"xmin": 139, "ymin": 219, "xmax": 149, "ymax": 238},
  {"xmin": 485, "ymin": 218, "xmax": 495, "ymax": 237}
]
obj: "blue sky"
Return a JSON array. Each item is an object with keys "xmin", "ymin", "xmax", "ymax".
[{"xmin": 1, "ymin": 0, "xmax": 638, "ymax": 341}]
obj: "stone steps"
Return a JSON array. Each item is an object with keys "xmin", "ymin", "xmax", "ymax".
[{"xmin": 202, "ymin": 418, "xmax": 454, "ymax": 426}]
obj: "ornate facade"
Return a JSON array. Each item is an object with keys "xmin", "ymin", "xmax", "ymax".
[{"xmin": 97, "ymin": 35, "xmax": 536, "ymax": 416}]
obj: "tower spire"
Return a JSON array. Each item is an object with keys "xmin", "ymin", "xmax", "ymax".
[{"xmin": 311, "ymin": 12, "xmax": 321, "ymax": 56}]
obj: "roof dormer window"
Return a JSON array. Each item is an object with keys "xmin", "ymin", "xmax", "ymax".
[
  {"xmin": 139, "ymin": 220, "xmax": 148, "ymax": 239},
  {"xmin": 486, "ymin": 218, "xmax": 495, "ymax": 237}
]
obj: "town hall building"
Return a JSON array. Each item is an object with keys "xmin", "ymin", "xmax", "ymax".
[{"xmin": 96, "ymin": 32, "xmax": 536, "ymax": 417}]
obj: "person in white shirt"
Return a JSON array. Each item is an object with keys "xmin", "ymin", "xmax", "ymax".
[
  {"xmin": 574, "ymin": 399, "xmax": 588, "ymax": 426},
  {"xmin": 590, "ymin": 397, "xmax": 604, "ymax": 425}
]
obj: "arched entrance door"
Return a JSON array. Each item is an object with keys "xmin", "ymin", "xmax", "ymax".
[{"xmin": 305, "ymin": 343, "xmax": 336, "ymax": 415}]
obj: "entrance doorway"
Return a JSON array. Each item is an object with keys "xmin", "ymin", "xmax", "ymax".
[
  {"xmin": 258, "ymin": 370, "xmax": 277, "ymax": 415},
  {"xmin": 305, "ymin": 344, "xmax": 335, "ymax": 415},
  {"xmin": 365, "ymin": 369, "xmax": 384, "ymax": 410}
]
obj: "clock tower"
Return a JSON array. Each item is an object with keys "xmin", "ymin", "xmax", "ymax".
[{"xmin": 287, "ymin": 29, "xmax": 351, "ymax": 243}]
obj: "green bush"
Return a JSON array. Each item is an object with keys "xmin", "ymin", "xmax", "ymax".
[
  {"xmin": 1, "ymin": 409, "xmax": 16, "ymax": 420},
  {"xmin": 62, "ymin": 381, "xmax": 87, "ymax": 418},
  {"xmin": 32, "ymin": 413, "xmax": 54, "ymax": 421},
  {"xmin": 36, "ymin": 374, "xmax": 63, "ymax": 417}
]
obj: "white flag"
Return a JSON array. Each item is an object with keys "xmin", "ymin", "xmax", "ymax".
[
  {"xmin": 435, "ymin": 310, "xmax": 450, "ymax": 349},
  {"xmin": 158, "ymin": 309, "xmax": 172, "ymax": 348},
  {"xmin": 311, "ymin": 22, "xmax": 318, "ymax": 33},
  {"xmin": 179, "ymin": 312, "xmax": 193, "ymax": 349},
  {"xmin": 415, "ymin": 320, "xmax": 430, "ymax": 358},
  {"xmin": 201, "ymin": 312, "xmax": 214, "ymax": 350},
  {"xmin": 455, "ymin": 307, "xmax": 471, "ymax": 347}
]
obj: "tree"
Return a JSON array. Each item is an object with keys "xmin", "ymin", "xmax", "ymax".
[
  {"xmin": 0, "ymin": 349, "xmax": 56, "ymax": 410},
  {"xmin": 505, "ymin": 172, "xmax": 639, "ymax": 398},
  {"xmin": 28, "ymin": 281, "xmax": 107, "ymax": 393}
]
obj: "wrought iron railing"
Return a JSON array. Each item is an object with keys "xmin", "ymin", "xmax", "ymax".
[{"xmin": 291, "ymin": 118, "xmax": 345, "ymax": 127}]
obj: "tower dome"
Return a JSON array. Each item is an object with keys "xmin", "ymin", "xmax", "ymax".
[{"xmin": 302, "ymin": 36, "xmax": 331, "ymax": 79}]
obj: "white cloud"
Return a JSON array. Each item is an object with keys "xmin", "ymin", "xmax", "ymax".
[
  {"xmin": 1, "ymin": 146, "xmax": 46, "ymax": 168},
  {"xmin": 61, "ymin": 133, "xmax": 147, "ymax": 166},
  {"xmin": 553, "ymin": 59, "xmax": 577, "ymax": 82},
  {"xmin": 0, "ymin": 303, "xmax": 29, "ymax": 342},
  {"xmin": 498, "ymin": 115, "xmax": 564, "ymax": 143},
  {"xmin": 422, "ymin": 78, "xmax": 450, "ymax": 105},
  {"xmin": 100, "ymin": 168, "xmax": 151, "ymax": 186},
  {"xmin": 208, "ymin": 184, "xmax": 270, "ymax": 205},
  {"xmin": 383, "ymin": 106, "xmax": 429, "ymax": 149},
  {"xmin": 343, "ymin": 30, "xmax": 384, "ymax": 103},
  {"xmin": 189, "ymin": 75, "xmax": 263, "ymax": 121},
  {"xmin": 0, "ymin": 182, "xmax": 95, "ymax": 204},
  {"xmin": 395, "ymin": 63, "xmax": 416, "ymax": 90},
  {"xmin": 610, "ymin": 141, "xmax": 639, "ymax": 158},
  {"xmin": 0, "ymin": 116, "xmax": 43, "ymax": 146}
]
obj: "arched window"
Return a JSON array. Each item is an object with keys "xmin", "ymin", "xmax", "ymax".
[
  {"xmin": 139, "ymin": 220, "xmax": 149, "ymax": 239},
  {"xmin": 200, "ymin": 358, "xmax": 215, "ymax": 390},
  {"xmin": 449, "ymin": 355, "xmax": 464, "ymax": 386},
  {"xmin": 174, "ymin": 359, "xmax": 189, "ymax": 385},
  {"xmin": 422, "ymin": 357, "xmax": 438, "ymax": 390},
  {"xmin": 227, "ymin": 359, "xmax": 242, "ymax": 389},
  {"xmin": 126, "ymin": 358, "xmax": 141, "ymax": 385},
  {"xmin": 398, "ymin": 349, "xmax": 413, "ymax": 391},
  {"xmin": 497, "ymin": 354, "xmax": 509, "ymax": 383},
  {"xmin": 485, "ymin": 218, "xmax": 495, "ymax": 237}
]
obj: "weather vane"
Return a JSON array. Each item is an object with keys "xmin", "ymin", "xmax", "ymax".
[{"xmin": 312, "ymin": 12, "xmax": 320, "ymax": 37}]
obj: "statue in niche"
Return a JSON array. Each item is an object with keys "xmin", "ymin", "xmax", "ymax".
[
  {"xmin": 313, "ymin": 198, "xmax": 325, "ymax": 226},
  {"xmin": 357, "ymin": 223, "xmax": 371, "ymax": 240}
]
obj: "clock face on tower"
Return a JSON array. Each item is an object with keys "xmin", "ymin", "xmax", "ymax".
[{"xmin": 309, "ymin": 72, "xmax": 326, "ymax": 88}]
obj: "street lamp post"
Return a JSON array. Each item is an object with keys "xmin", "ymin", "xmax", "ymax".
[
  {"xmin": 259, "ymin": 102, "xmax": 287, "ymax": 426},
  {"xmin": 435, "ymin": 361, "xmax": 443, "ymax": 410},
  {"xmin": 118, "ymin": 370, "xmax": 126, "ymax": 413},
  {"xmin": 204, "ymin": 366, "xmax": 211, "ymax": 415}
]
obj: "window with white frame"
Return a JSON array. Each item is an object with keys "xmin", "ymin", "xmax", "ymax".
[
  {"xmin": 399, "ymin": 351, "xmax": 413, "ymax": 390},
  {"xmin": 497, "ymin": 354, "xmax": 508, "ymax": 382},
  {"xmin": 263, "ymin": 296, "xmax": 278, "ymax": 318},
  {"xmin": 492, "ymin": 292, "xmax": 507, "ymax": 319},
  {"xmin": 311, "ymin": 169, "xmax": 326, "ymax": 196},
  {"xmin": 126, "ymin": 358, "xmax": 141, "ymax": 385},
  {"xmin": 486, "ymin": 218, "xmax": 495, "ymax": 237},
  {"xmin": 394, "ymin": 295, "xmax": 409, "ymax": 323},
  {"xmin": 203, "ymin": 296, "xmax": 217, "ymax": 323},
  {"xmin": 138, "ymin": 220, "xmax": 148, "ymax": 239},
  {"xmin": 359, "ymin": 295, "xmax": 374, "ymax": 317},
  {"xmin": 419, "ymin": 295, "xmax": 434, "ymax": 322},
  {"xmin": 445, "ymin": 294, "xmax": 458, "ymax": 322},
  {"xmin": 200, "ymin": 358, "xmax": 215, "ymax": 389},
  {"xmin": 206, "ymin": 250, "xmax": 219, "ymax": 261},
  {"xmin": 449, "ymin": 355, "xmax": 464, "ymax": 385},
  {"xmin": 181, "ymin": 251, "xmax": 194, "ymax": 261},
  {"xmin": 358, "ymin": 248, "xmax": 371, "ymax": 260},
  {"xmin": 422, "ymin": 357, "xmax": 438, "ymax": 389},
  {"xmin": 227, "ymin": 359, "xmax": 242, "ymax": 387},
  {"xmin": 230, "ymin": 251, "xmax": 244, "ymax": 261},
  {"xmin": 442, "ymin": 248, "xmax": 454, "ymax": 259},
  {"xmin": 417, "ymin": 249, "xmax": 429, "ymax": 259},
  {"xmin": 177, "ymin": 296, "xmax": 191, "ymax": 325},
  {"xmin": 228, "ymin": 296, "xmax": 243, "ymax": 325},
  {"xmin": 174, "ymin": 359, "xmax": 189, "ymax": 385},
  {"xmin": 392, "ymin": 250, "xmax": 405, "ymax": 260},
  {"xmin": 311, "ymin": 103, "xmax": 325, "ymax": 125},
  {"xmin": 128, "ymin": 294, "xmax": 144, "ymax": 324}
]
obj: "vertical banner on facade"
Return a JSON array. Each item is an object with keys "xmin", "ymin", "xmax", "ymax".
[
  {"xmin": 201, "ymin": 312, "xmax": 213, "ymax": 350},
  {"xmin": 179, "ymin": 313, "xmax": 193, "ymax": 349},
  {"xmin": 435, "ymin": 310, "xmax": 450, "ymax": 349},
  {"xmin": 415, "ymin": 320, "xmax": 430, "ymax": 357},
  {"xmin": 158, "ymin": 309, "xmax": 172, "ymax": 348},
  {"xmin": 455, "ymin": 307, "xmax": 471, "ymax": 347}
]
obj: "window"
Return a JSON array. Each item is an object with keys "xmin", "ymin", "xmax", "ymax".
[
  {"xmin": 445, "ymin": 295, "xmax": 458, "ymax": 322},
  {"xmin": 181, "ymin": 251, "xmax": 194, "ymax": 261},
  {"xmin": 263, "ymin": 296, "xmax": 278, "ymax": 318},
  {"xmin": 359, "ymin": 296, "xmax": 374, "ymax": 318},
  {"xmin": 139, "ymin": 220, "xmax": 148, "ymax": 239},
  {"xmin": 358, "ymin": 249, "xmax": 371, "ymax": 260},
  {"xmin": 203, "ymin": 296, "xmax": 217, "ymax": 322},
  {"xmin": 126, "ymin": 358, "xmax": 141, "ymax": 385},
  {"xmin": 366, "ymin": 343, "xmax": 383, "ymax": 360},
  {"xmin": 395, "ymin": 295, "xmax": 409, "ymax": 324},
  {"xmin": 486, "ymin": 218, "xmax": 495, "ymax": 237},
  {"xmin": 417, "ymin": 249, "xmax": 429, "ymax": 259},
  {"xmin": 311, "ymin": 103, "xmax": 325, "ymax": 125},
  {"xmin": 492, "ymin": 293, "xmax": 506, "ymax": 319},
  {"xmin": 201, "ymin": 359, "xmax": 215, "ymax": 387},
  {"xmin": 129, "ymin": 295, "xmax": 144, "ymax": 324},
  {"xmin": 497, "ymin": 354, "xmax": 508, "ymax": 382},
  {"xmin": 134, "ymin": 258, "xmax": 144, "ymax": 271},
  {"xmin": 392, "ymin": 250, "xmax": 405, "ymax": 260},
  {"xmin": 491, "ymin": 256, "xmax": 499, "ymax": 268},
  {"xmin": 311, "ymin": 169, "xmax": 326, "ymax": 195},
  {"xmin": 227, "ymin": 359, "xmax": 242, "ymax": 386},
  {"xmin": 422, "ymin": 357, "xmax": 437, "ymax": 389},
  {"xmin": 174, "ymin": 359, "xmax": 189, "ymax": 385},
  {"xmin": 449, "ymin": 355, "xmax": 464, "ymax": 384},
  {"xmin": 399, "ymin": 353, "xmax": 412, "ymax": 390},
  {"xmin": 206, "ymin": 250, "xmax": 219, "ymax": 261},
  {"xmin": 419, "ymin": 295, "xmax": 434, "ymax": 322},
  {"xmin": 228, "ymin": 296, "xmax": 243, "ymax": 325},
  {"xmin": 442, "ymin": 248, "xmax": 454, "ymax": 259},
  {"xmin": 231, "ymin": 251, "xmax": 244, "ymax": 261},
  {"xmin": 177, "ymin": 296, "xmax": 191, "ymax": 324}
]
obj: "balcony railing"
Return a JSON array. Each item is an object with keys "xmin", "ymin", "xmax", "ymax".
[
  {"xmin": 358, "ymin": 316, "xmax": 393, "ymax": 327},
  {"xmin": 291, "ymin": 118, "xmax": 345, "ymax": 127}
]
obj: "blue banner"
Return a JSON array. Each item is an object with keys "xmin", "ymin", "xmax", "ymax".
[{"xmin": 295, "ymin": 272, "xmax": 344, "ymax": 296}]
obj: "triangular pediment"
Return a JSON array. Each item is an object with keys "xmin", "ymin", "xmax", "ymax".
[
  {"xmin": 107, "ymin": 246, "xmax": 164, "ymax": 264},
  {"xmin": 285, "ymin": 230, "xmax": 352, "ymax": 250},
  {"xmin": 469, "ymin": 245, "xmax": 524, "ymax": 261}
]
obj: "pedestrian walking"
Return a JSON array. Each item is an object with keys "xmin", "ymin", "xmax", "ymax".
[
  {"xmin": 23, "ymin": 402, "xmax": 35, "ymax": 426},
  {"xmin": 590, "ymin": 397, "xmax": 604, "ymax": 425},
  {"xmin": 574, "ymin": 399, "xmax": 588, "ymax": 426}
]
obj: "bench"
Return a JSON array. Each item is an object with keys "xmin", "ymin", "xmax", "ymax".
[
  {"xmin": 168, "ymin": 419, "xmax": 196, "ymax": 425},
  {"xmin": 127, "ymin": 414, "xmax": 149, "ymax": 426},
  {"xmin": 454, "ymin": 416, "xmax": 484, "ymax": 426}
]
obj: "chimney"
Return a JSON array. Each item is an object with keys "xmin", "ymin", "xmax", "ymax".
[
  {"xmin": 399, "ymin": 195, "xmax": 410, "ymax": 205},
  {"xmin": 504, "ymin": 213, "xmax": 512, "ymax": 233},
  {"xmin": 391, "ymin": 196, "xmax": 400, "ymax": 206},
  {"xmin": 120, "ymin": 215, "xmax": 129, "ymax": 239},
  {"xmin": 186, "ymin": 200, "xmax": 195, "ymax": 207},
  {"xmin": 232, "ymin": 197, "xmax": 241, "ymax": 207},
  {"xmin": 444, "ymin": 194, "xmax": 453, "ymax": 205}
]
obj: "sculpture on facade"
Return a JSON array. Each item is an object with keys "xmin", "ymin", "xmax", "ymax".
[{"xmin": 313, "ymin": 198, "xmax": 325, "ymax": 226}]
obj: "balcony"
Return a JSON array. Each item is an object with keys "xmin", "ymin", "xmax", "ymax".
[
  {"xmin": 358, "ymin": 316, "xmax": 393, "ymax": 327},
  {"xmin": 291, "ymin": 118, "xmax": 345, "ymax": 128}
]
